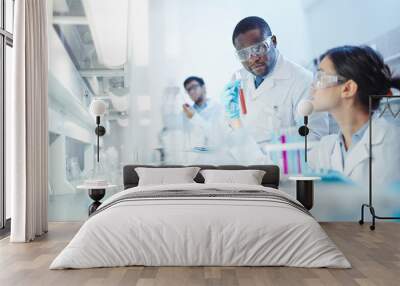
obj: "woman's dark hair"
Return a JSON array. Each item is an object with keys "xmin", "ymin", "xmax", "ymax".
[{"xmin": 320, "ymin": 45, "xmax": 400, "ymax": 111}]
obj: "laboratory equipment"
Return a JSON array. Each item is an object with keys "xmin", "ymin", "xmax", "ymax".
[{"xmin": 359, "ymin": 95, "xmax": 400, "ymax": 231}]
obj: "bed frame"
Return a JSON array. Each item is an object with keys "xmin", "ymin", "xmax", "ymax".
[{"xmin": 123, "ymin": 165, "xmax": 280, "ymax": 190}]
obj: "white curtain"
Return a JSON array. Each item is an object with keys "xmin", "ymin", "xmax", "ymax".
[{"xmin": 8, "ymin": 0, "xmax": 48, "ymax": 242}]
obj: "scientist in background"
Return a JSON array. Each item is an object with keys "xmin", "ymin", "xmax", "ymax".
[
  {"xmin": 182, "ymin": 76, "xmax": 221, "ymax": 124},
  {"xmin": 222, "ymin": 16, "xmax": 329, "ymax": 163},
  {"xmin": 308, "ymin": 45, "xmax": 400, "ymax": 187},
  {"xmin": 182, "ymin": 76, "xmax": 229, "ymax": 163}
]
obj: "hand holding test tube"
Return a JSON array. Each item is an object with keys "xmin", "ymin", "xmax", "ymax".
[
  {"xmin": 222, "ymin": 81, "xmax": 240, "ymax": 119},
  {"xmin": 221, "ymin": 72, "xmax": 248, "ymax": 120}
]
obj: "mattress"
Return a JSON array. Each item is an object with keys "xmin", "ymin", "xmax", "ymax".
[{"xmin": 50, "ymin": 183, "xmax": 350, "ymax": 269}]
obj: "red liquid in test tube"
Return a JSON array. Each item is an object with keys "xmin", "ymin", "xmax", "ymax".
[
  {"xmin": 239, "ymin": 87, "xmax": 247, "ymax": 115},
  {"xmin": 235, "ymin": 72, "xmax": 247, "ymax": 115}
]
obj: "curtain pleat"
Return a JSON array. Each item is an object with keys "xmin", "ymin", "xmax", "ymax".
[{"xmin": 10, "ymin": 0, "xmax": 48, "ymax": 242}]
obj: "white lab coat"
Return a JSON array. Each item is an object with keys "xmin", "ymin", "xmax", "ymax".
[
  {"xmin": 183, "ymin": 99, "xmax": 234, "ymax": 164},
  {"xmin": 228, "ymin": 53, "xmax": 330, "ymax": 163},
  {"xmin": 183, "ymin": 99, "xmax": 221, "ymax": 147},
  {"xmin": 308, "ymin": 117, "xmax": 400, "ymax": 188}
]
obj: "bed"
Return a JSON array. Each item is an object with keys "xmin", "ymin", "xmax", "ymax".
[{"xmin": 50, "ymin": 164, "xmax": 350, "ymax": 269}]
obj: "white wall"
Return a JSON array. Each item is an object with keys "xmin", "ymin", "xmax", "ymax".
[{"xmin": 302, "ymin": 0, "xmax": 400, "ymax": 60}]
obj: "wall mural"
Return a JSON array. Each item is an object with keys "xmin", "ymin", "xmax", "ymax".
[{"xmin": 48, "ymin": 0, "xmax": 400, "ymax": 222}]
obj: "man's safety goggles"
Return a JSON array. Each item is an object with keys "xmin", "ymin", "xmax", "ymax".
[{"xmin": 236, "ymin": 36, "xmax": 274, "ymax": 62}]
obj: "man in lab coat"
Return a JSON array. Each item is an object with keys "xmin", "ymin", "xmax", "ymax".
[
  {"xmin": 223, "ymin": 16, "xmax": 330, "ymax": 163},
  {"xmin": 182, "ymin": 76, "xmax": 230, "ymax": 164},
  {"xmin": 182, "ymin": 76, "xmax": 221, "ymax": 130}
]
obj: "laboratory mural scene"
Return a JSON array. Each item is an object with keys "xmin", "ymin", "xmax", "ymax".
[{"xmin": 48, "ymin": 0, "xmax": 400, "ymax": 221}]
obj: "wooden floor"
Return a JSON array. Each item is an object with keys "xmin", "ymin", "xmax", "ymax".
[{"xmin": 0, "ymin": 222, "xmax": 399, "ymax": 286}]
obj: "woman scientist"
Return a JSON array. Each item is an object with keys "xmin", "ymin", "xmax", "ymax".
[{"xmin": 308, "ymin": 45, "xmax": 400, "ymax": 188}]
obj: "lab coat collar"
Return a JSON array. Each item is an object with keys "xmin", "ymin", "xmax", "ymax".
[
  {"xmin": 248, "ymin": 52, "xmax": 291, "ymax": 99},
  {"xmin": 342, "ymin": 117, "xmax": 387, "ymax": 176},
  {"xmin": 268, "ymin": 52, "xmax": 291, "ymax": 80},
  {"xmin": 253, "ymin": 52, "xmax": 291, "ymax": 82}
]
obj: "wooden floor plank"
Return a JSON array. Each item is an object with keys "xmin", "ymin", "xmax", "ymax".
[{"xmin": 0, "ymin": 222, "xmax": 399, "ymax": 286}]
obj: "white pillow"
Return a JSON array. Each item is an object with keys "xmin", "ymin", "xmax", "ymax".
[
  {"xmin": 200, "ymin": 169, "xmax": 266, "ymax": 185},
  {"xmin": 135, "ymin": 167, "xmax": 200, "ymax": 186}
]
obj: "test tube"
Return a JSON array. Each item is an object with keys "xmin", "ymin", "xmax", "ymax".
[
  {"xmin": 280, "ymin": 134, "xmax": 288, "ymax": 175},
  {"xmin": 235, "ymin": 71, "xmax": 247, "ymax": 115}
]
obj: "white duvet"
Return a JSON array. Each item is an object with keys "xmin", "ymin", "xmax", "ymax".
[{"xmin": 50, "ymin": 183, "xmax": 350, "ymax": 269}]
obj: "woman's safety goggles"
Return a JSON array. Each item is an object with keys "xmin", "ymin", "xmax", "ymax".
[
  {"xmin": 236, "ymin": 36, "xmax": 274, "ymax": 62},
  {"xmin": 312, "ymin": 70, "xmax": 347, "ymax": 89}
]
